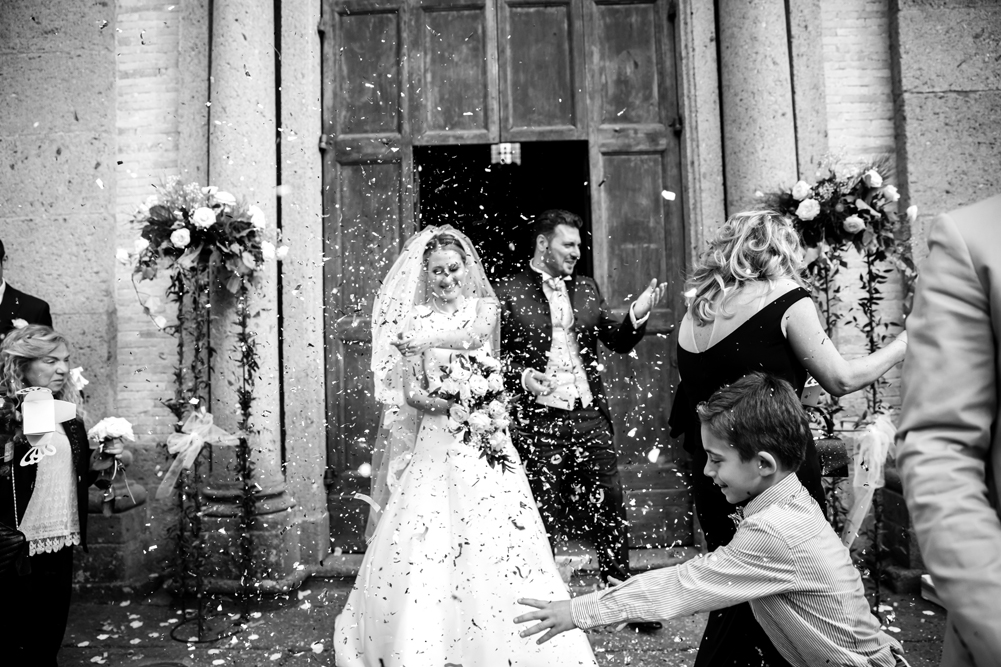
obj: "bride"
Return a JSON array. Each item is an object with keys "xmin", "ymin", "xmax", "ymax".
[{"xmin": 333, "ymin": 227, "xmax": 597, "ymax": 667}]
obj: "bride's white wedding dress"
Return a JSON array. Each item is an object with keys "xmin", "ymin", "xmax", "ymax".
[{"xmin": 334, "ymin": 299, "xmax": 597, "ymax": 667}]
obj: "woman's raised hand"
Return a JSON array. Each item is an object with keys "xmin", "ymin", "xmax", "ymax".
[{"xmin": 394, "ymin": 332, "xmax": 432, "ymax": 357}]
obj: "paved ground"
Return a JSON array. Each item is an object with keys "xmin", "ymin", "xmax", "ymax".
[{"xmin": 60, "ymin": 575, "xmax": 946, "ymax": 666}]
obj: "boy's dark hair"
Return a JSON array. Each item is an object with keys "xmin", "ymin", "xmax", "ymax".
[
  {"xmin": 696, "ymin": 372, "xmax": 810, "ymax": 471},
  {"xmin": 532, "ymin": 209, "xmax": 582, "ymax": 244}
]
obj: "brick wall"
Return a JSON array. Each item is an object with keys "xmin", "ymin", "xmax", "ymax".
[
  {"xmin": 820, "ymin": 0, "xmax": 904, "ymax": 422},
  {"xmin": 113, "ymin": 0, "xmax": 209, "ymax": 573}
]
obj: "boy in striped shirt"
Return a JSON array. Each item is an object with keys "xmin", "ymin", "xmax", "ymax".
[{"xmin": 515, "ymin": 372, "xmax": 909, "ymax": 667}]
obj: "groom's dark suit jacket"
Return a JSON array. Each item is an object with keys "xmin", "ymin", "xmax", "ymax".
[
  {"xmin": 496, "ymin": 267, "xmax": 646, "ymax": 431},
  {"xmin": 0, "ymin": 283, "xmax": 52, "ymax": 338}
]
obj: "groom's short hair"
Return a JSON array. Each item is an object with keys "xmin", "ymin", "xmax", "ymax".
[{"xmin": 533, "ymin": 209, "xmax": 582, "ymax": 243}]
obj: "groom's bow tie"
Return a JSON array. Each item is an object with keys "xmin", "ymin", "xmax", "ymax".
[{"xmin": 545, "ymin": 275, "xmax": 570, "ymax": 291}]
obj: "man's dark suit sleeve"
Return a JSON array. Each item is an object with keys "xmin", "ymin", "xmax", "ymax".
[{"xmin": 591, "ymin": 278, "xmax": 645, "ymax": 353}]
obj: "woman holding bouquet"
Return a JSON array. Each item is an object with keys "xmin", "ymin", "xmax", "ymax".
[
  {"xmin": 334, "ymin": 228, "xmax": 597, "ymax": 667},
  {"xmin": 0, "ymin": 325, "xmax": 110, "ymax": 667}
]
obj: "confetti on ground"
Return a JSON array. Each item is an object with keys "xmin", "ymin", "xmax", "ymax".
[
  {"xmin": 77, "ymin": 641, "xmax": 90, "ymax": 647},
  {"xmin": 130, "ymin": 621, "xmax": 143, "ymax": 628},
  {"xmin": 311, "ymin": 642, "xmax": 324, "ymax": 654},
  {"xmin": 269, "ymin": 653, "xmax": 282, "ymax": 661},
  {"xmin": 120, "ymin": 601, "xmax": 131, "ymax": 607},
  {"xmin": 130, "ymin": 639, "xmax": 141, "ymax": 645},
  {"xmin": 923, "ymin": 610, "xmax": 935, "ymax": 616},
  {"xmin": 97, "ymin": 634, "xmax": 109, "ymax": 640}
]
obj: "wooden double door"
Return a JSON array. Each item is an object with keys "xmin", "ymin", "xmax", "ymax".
[{"xmin": 321, "ymin": 0, "xmax": 688, "ymax": 551}]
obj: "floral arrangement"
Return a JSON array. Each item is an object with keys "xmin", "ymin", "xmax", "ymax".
[
  {"xmin": 87, "ymin": 416, "xmax": 135, "ymax": 449},
  {"xmin": 431, "ymin": 353, "xmax": 515, "ymax": 472},
  {"xmin": 119, "ymin": 178, "xmax": 288, "ymax": 299},
  {"xmin": 759, "ymin": 156, "xmax": 916, "ymax": 279}
]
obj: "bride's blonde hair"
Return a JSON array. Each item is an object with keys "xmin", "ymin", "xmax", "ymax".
[{"xmin": 686, "ymin": 210, "xmax": 808, "ymax": 326}]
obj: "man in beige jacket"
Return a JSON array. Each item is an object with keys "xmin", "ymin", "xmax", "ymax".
[{"xmin": 897, "ymin": 194, "xmax": 1001, "ymax": 666}]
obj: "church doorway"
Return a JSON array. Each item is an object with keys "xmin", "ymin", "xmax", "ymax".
[{"xmin": 415, "ymin": 141, "xmax": 592, "ymax": 280}]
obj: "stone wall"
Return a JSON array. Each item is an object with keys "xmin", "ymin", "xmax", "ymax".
[
  {"xmin": 891, "ymin": 0, "xmax": 1001, "ymax": 258},
  {"xmin": 0, "ymin": 0, "xmax": 118, "ymax": 422}
]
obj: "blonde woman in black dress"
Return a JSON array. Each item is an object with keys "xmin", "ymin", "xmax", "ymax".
[{"xmin": 670, "ymin": 211, "xmax": 907, "ymax": 667}]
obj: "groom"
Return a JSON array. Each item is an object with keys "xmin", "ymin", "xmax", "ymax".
[{"xmin": 496, "ymin": 209, "xmax": 667, "ymax": 591}]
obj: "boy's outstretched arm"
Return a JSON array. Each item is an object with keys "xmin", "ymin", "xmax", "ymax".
[{"xmin": 514, "ymin": 598, "xmax": 575, "ymax": 645}]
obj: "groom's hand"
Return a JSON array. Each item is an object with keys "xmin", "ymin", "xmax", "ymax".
[
  {"xmin": 632, "ymin": 278, "xmax": 669, "ymax": 321},
  {"xmin": 515, "ymin": 598, "xmax": 575, "ymax": 644},
  {"xmin": 524, "ymin": 369, "xmax": 552, "ymax": 397}
]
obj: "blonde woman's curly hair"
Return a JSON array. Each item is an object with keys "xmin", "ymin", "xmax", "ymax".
[
  {"xmin": 686, "ymin": 210, "xmax": 809, "ymax": 326},
  {"xmin": 0, "ymin": 324, "xmax": 85, "ymax": 421}
]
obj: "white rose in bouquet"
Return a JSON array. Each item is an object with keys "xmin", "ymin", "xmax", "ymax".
[
  {"xmin": 451, "ymin": 362, "xmax": 473, "ymax": 383},
  {"xmin": 214, "ymin": 191, "xmax": 237, "ymax": 207},
  {"xmin": 134, "ymin": 237, "xmax": 150, "ymax": 254},
  {"xmin": 248, "ymin": 205, "xmax": 267, "ymax": 230},
  {"xmin": 492, "ymin": 416, "xmax": 511, "ymax": 431},
  {"xmin": 479, "ymin": 355, "xmax": 502, "ymax": 372},
  {"xmin": 795, "ymin": 199, "xmax": 821, "ymax": 221},
  {"xmin": 191, "ymin": 206, "xmax": 217, "ymax": 229},
  {"xmin": 449, "ymin": 403, "xmax": 470, "ymax": 423},
  {"xmin": 488, "ymin": 429, "xmax": 508, "ymax": 452},
  {"xmin": 881, "ymin": 184, "xmax": 900, "ymax": 202},
  {"xmin": 115, "ymin": 248, "xmax": 131, "ymax": 264},
  {"xmin": 862, "ymin": 169, "xmax": 883, "ymax": 188},
  {"xmin": 487, "ymin": 373, "xmax": 504, "ymax": 393},
  {"xmin": 791, "ymin": 180, "xmax": 812, "ymax": 201},
  {"xmin": 843, "ymin": 215, "xmax": 866, "ymax": 234},
  {"xmin": 459, "ymin": 383, "xmax": 472, "ymax": 404},
  {"xmin": 468, "ymin": 373, "xmax": 490, "ymax": 398},
  {"xmin": 261, "ymin": 240, "xmax": 276, "ymax": 261},
  {"xmin": 487, "ymin": 399, "xmax": 506, "ymax": 419},
  {"xmin": 467, "ymin": 410, "xmax": 492, "ymax": 432},
  {"xmin": 88, "ymin": 416, "xmax": 136, "ymax": 445},
  {"xmin": 275, "ymin": 245, "xmax": 289, "ymax": 261},
  {"xmin": 170, "ymin": 228, "xmax": 191, "ymax": 248},
  {"xmin": 439, "ymin": 377, "xmax": 460, "ymax": 396}
]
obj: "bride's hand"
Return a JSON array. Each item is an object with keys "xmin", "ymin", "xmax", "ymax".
[
  {"xmin": 394, "ymin": 333, "xmax": 432, "ymax": 357},
  {"xmin": 514, "ymin": 599, "xmax": 575, "ymax": 644},
  {"xmin": 525, "ymin": 370, "xmax": 552, "ymax": 396}
]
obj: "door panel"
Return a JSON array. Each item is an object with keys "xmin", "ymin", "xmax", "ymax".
[
  {"xmin": 324, "ymin": 0, "xmax": 415, "ymax": 550},
  {"xmin": 497, "ymin": 0, "xmax": 586, "ymax": 141},
  {"xmin": 411, "ymin": 0, "xmax": 499, "ymax": 143},
  {"xmin": 584, "ymin": 0, "xmax": 687, "ymax": 547}
]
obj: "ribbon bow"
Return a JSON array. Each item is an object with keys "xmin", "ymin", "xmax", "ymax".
[
  {"xmin": 18, "ymin": 387, "xmax": 77, "ymax": 467},
  {"xmin": 155, "ymin": 410, "xmax": 240, "ymax": 499},
  {"xmin": 841, "ymin": 414, "xmax": 896, "ymax": 548}
]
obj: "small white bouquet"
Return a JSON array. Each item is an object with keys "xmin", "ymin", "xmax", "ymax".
[
  {"xmin": 88, "ymin": 417, "xmax": 135, "ymax": 451},
  {"xmin": 431, "ymin": 352, "xmax": 514, "ymax": 472}
]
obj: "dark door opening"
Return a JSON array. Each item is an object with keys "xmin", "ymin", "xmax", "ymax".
[{"xmin": 415, "ymin": 141, "xmax": 592, "ymax": 280}]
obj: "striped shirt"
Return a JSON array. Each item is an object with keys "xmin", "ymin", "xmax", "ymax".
[{"xmin": 571, "ymin": 474, "xmax": 905, "ymax": 667}]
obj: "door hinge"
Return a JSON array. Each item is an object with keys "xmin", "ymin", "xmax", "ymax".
[
  {"xmin": 323, "ymin": 467, "xmax": 338, "ymax": 488},
  {"xmin": 669, "ymin": 116, "xmax": 684, "ymax": 135},
  {"xmin": 319, "ymin": 133, "xmax": 330, "ymax": 152}
]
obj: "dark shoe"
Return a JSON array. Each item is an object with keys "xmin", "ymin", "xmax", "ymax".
[{"xmin": 626, "ymin": 621, "xmax": 662, "ymax": 634}]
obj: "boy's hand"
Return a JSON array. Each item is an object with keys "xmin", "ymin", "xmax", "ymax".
[{"xmin": 514, "ymin": 598, "xmax": 575, "ymax": 644}]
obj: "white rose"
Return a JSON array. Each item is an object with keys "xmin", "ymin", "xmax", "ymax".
[
  {"xmin": 448, "ymin": 403, "xmax": 470, "ymax": 423},
  {"xmin": 467, "ymin": 411, "xmax": 492, "ymax": 432},
  {"xmin": 843, "ymin": 215, "xmax": 866, "ymax": 234},
  {"xmin": 488, "ymin": 430, "xmax": 507, "ymax": 450},
  {"xmin": 248, "ymin": 205, "xmax": 266, "ymax": 230},
  {"xmin": 795, "ymin": 199, "xmax": 821, "ymax": 221},
  {"xmin": 69, "ymin": 367, "xmax": 89, "ymax": 392},
  {"xmin": 191, "ymin": 207, "xmax": 217, "ymax": 229},
  {"xmin": 487, "ymin": 372, "xmax": 504, "ymax": 393},
  {"xmin": 451, "ymin": 363, "xmax": 472, "ymax": 383},
  {"xmin": 153, "ymin": 315, "xmax": 168, "ymax": 329},
  {"xmin": 881, "ymin": 184, "xmax": 900, "ymax": 202},
  {"xmin": 11, "ymin": 318, "xmax": 28, "ymax": 329},
  {"xmin": 468, "ymin": 373, "xmax": 489, "ymax": 398},
  {"xmin": 906, "ymin": 205, "xmax": 919, "ymax": 225},
  {"xmin": 492, "ymin": 416, "xmax": 510, "ymax": 431},
  {"xmin": 439, "ymin": 377, "xmax": 460, "ymax": 396},
  {"xmin": 261, "ymin": 240, "xmax": 276, "ymax": 261},
  {"xmin": 170, "ymin": 228, "xmax": 191, "ymax": 248},
  {"xmin": 791, "ymin": 180, "xmax": 812, "ymax": 201},
  {"xmin": 213, "ymin": 191, "xmax": 237, "ymax": 207},
  {"xmin": 275, "ymin": 245, "xmax": 289, "ymax": 261},
  {"xmin": 116, "ymin": 248, "xmax": 131, "ymax": 264},
  {"xmin": 862, "ymin": 169, "xmax": 883, "ymax": 188},
  {"xmin": 134, "ymin": 237, "xmax": 150, "ymax": 253},
  {"xmin": 486, "ymin": 399, "xmax": 506, "ymax": 419}
]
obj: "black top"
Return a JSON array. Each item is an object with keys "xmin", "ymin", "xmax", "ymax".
[{"xmin": 0, "ymin": 283, "xmax": 53, "ymax": 339}]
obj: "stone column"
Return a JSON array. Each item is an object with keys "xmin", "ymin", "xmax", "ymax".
[
  {"xmin": 203, "ymin": 0, "xmax": 299, "ymax": 590},
  {"xmin": 279, "ymin": 0, "xmax": 330, "ymax": 568},
  {"xmin": 717, "ymin": 0, "xmax": 798, "ymax": 214}
]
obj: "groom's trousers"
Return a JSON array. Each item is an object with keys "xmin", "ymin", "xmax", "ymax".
[{"xmin": 513, "ymin": 403, "xmax": 630, "ymax": 582}]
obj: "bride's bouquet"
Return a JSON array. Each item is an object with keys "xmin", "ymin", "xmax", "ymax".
[{"xmin": 431, "ymin": 353, "xmax": 515, "ymax": 472}]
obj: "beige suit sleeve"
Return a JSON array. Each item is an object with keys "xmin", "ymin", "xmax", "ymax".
[{"xmin": 897, "ymin": 212, "xmax": 1001, "ymax": 663}]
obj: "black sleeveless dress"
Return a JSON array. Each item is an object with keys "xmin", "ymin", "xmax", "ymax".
[{"xmin": 670, "ymin": 287, "xmax": 826, "ymax": 667}]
